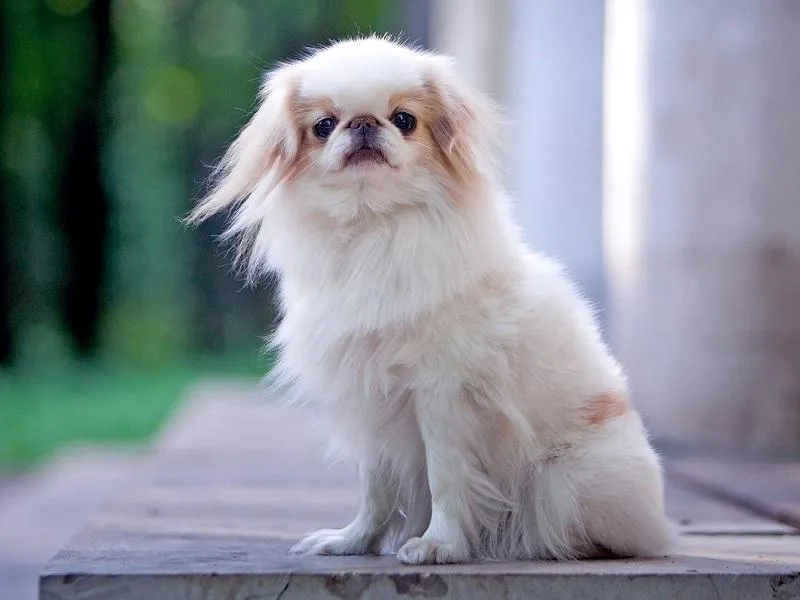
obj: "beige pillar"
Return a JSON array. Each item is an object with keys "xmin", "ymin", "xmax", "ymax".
[
  {"xmin": 431, "ymin": 1, "xmax": 606, "ymax": 306},
  {"xmin": 605, "ymin": 0, "xmax": 800, "ymax": 454},
  {"xmin": 428, "ymin": 0, "xmax": 508, "ymax": 101}
]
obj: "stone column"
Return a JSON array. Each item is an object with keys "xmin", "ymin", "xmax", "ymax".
[
  {"xmin": 605, "ymin": 0, "xmax": 800, "ymax": 454},
  {"xmin": 429, "ymin": 0, "xmax": 508, "ymax": 101},
  {"xmin": 504, "ymin": 0, "xmax": 606, "ymax": 307},
  {"xmin": 431, "ymin": 0, "xmax": 607, "ymax": 308}
]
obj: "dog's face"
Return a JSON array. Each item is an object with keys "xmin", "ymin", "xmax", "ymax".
[
  {"xmin": 283, "ymin": 42, "xmax": 436, "ymax": 179},
  {"xmin": 193, "ymin": 38, "xmax": 500, "ymax": 224},
  {"xmin": 271, "ymin": 38, "xmax": 498, "ymax": 199}
]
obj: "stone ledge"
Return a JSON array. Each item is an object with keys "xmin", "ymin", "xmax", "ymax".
[{"xmin": 39, "ymin": 384, "xmax": 800, "ymax": 600}]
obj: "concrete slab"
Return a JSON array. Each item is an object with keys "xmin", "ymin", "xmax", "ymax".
[
  {"xmin": 39, "ymin": 535, "xmax": 800, "ymax": 599},
  {"xmin": 39, "ymin": 387, "xmax": 800, "ymax": 599}
]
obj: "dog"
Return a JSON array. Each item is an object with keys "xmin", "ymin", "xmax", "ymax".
[{"xmin": 189, "ymin": 36, "xmax": 672, "ymax": 564}]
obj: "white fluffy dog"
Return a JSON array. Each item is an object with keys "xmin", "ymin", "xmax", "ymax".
[{"xmin": 190, "ymin": 37, "xmax": 672, "ymax": 564}]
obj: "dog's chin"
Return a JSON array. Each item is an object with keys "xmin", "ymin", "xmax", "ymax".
[{"xmin": 344, "ymin": 147, "xmax": 389, "ymax": 169}]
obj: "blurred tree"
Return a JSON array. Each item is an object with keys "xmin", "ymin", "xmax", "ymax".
[
  {"xmin": 0, "ymin": 2, "xmax": 11, "ymax": 365},
  {"xmin": 57, "ymin": 0, "xmax": 112, "ymax": 356},
  {"xmin": 2, "ymin": 0, "xmax": 405, "ymax": 367}
]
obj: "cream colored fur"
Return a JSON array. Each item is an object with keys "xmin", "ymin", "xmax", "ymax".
[{"xmin": 190, "ymin": 36, "xmax": 672, "ymax": 564}]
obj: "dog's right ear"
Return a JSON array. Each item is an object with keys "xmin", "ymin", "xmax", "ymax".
[{"xmin": 187, "ymin": 64, "xmax": 301, "ymax": 225}]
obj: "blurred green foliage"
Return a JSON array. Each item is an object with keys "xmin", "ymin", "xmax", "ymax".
[
  {"xmin": 0, "ymin": 0, "xmax": 409, "ymax": 465},
  {"xmin": 1, "ymin": 0, "xmax": 399, "ymax": 368},
  {"xmin": 0, "ymin": 354, "xmax": 267, "ymax": 465}
]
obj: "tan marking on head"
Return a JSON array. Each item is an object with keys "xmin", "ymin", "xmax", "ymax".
[
  {"xmin": 389, "ymin": 90, "xmax": 427, "ymax": 115},
  {"xmin": 282, "ymin": 95, "xmax": 337, "ymax": 182},
  {"xmin": 386, "ymin": 86, "xmax": 476, "ymax": 188},
  {"xmin": 424, "ymin": 81, "xmax": 476, "ymax": 183},
  {"xmin": 582, "ymin": 393, "xmax": 630, "ymax": 426},
  {"xmin": 289, "ymin": 96, "xmax": 338, "ymax": 128}
]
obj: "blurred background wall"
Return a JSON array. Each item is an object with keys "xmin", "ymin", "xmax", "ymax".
[
  {"xmin": 435, "ymin": 0, "xmax": 800, "ymax": 455},
  {"xmin": 431, "ymin": 0, "xmax": 606, "ymax": 309},
  {"xmin": 1, "ymin": 0, "xmax": 799, "ymax": 462}
]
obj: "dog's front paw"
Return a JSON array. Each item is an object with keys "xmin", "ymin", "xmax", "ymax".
[
  {"xmin": 397, "ymin": 536, "xmax": 470, "ymax": 564},
  {"xmin": 290, "ymin": 528, "xmax": 373, "ymax": 556}
]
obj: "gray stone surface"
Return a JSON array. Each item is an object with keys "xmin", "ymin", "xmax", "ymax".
[
  {"xmin": 38, "ymin": 537, "xmax": 800, "ymax": 599},
  {"xmin": 39, "ymin": 389, "xmax": 800, "ymax": 599},
  {"xmin": 0, "ymin": 446, "xmax": 139, "ymax": 600},
  {"xmin": 670, "ymin": 458, "xmax": 800, "ymax": 530}
]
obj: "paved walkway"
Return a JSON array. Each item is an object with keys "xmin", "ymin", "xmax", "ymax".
[{"xmin": 0, "ymin": 447, "xmax": 140, "ymax": 600}]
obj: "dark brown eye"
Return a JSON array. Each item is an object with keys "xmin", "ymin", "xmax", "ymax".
[
  {"xmin": 313, "ymin": 117, "xmax": 338, "ymax": 140},
  {"xmin": 391, "ymin": 111, "xmax": 416, "ymax": 134}
]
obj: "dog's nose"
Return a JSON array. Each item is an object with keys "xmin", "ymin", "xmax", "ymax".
[{"xmin": 347, "ymin": 116, "xmax": 378, "ymax": 131}]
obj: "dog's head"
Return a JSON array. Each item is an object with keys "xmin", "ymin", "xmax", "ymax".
[
  {"xmin": 193, "ymin": 37, "xmax": 501, "ymax": 212},
  {"xmin": 189, "ymin": 37, "xmax": 502, "ymax": 275}
]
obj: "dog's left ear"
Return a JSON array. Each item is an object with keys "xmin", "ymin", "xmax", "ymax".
[
  {"xmin": 188, "ymin": 64, "xmax": 302, "ymax": 225},
  {"xmin": 424, "ymin": 59, "xmax": 503, "ymax": 186}
]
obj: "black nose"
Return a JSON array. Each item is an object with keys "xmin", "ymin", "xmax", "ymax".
[{"xmin": 348, "ymin": 116, "xmax": 378, "ymax": 131}]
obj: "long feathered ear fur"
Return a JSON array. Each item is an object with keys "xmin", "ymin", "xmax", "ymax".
[
  {"xmin": 423, "ymin": 57, "xmax": 504, "ymax": 187},
  {"xmin": 188, "ymin": 65, "xmax": 300, "ymax": 224},
  {"xmin": 185, "ymin": 64, "xmax": 300, "ymax": 279}
]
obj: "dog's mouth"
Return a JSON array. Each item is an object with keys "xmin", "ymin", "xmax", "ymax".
[{"xmin": 345, "ymin": 145, "xmax": 388, "ymax": 167}]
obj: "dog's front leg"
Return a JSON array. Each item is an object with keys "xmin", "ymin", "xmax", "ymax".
[
  {"xmin": 290, "ymin": 458, "xmax": 397, "ymax": 556},
  {"xmin": 397, "ymin": 388, "xmax": 497, "ymax": 564}
]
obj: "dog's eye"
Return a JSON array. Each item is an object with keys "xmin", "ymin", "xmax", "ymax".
[
  {"xmin": 390, "ymin": 111, "xmax": 416, "ymax": 135},
  {"xmin": 313, "ymin": 117, "xmax": 338, "ymax": 140}
]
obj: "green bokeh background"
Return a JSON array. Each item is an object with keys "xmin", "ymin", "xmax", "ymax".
[{"xmin": 0, "ymin": 0, "xmax": 409, "ymax": 466}]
